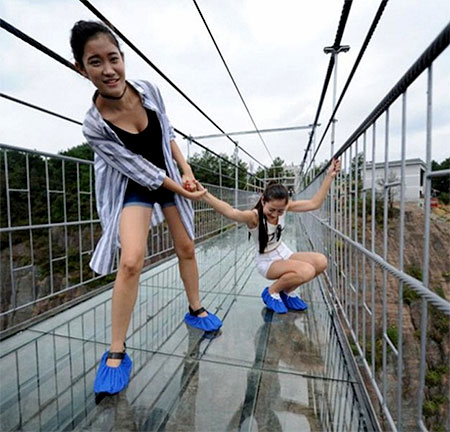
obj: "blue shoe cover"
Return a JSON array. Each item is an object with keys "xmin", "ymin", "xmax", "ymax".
[
  {"xmin": 184, "ymin": 311, "xmax": 223, "ymax": 332},
  {"xmin": 261, "ymin": 287, "xmax": 288, "ymax": 314},
  {"xmin": 280, "ymin": 291, "xmax": 308, "ymax": 311},
  {"xmin": 94, "ymin": 351, "xmax": 132, "ymax": 396}
]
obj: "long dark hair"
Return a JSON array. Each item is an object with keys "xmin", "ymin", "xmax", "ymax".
[
  {"xmin": 70, "ymin": 20, "xmax": 121, "ymax": 68},
  {"xmin": 253, "ymin": 183, "xmax": 289, "ymax": 253}
]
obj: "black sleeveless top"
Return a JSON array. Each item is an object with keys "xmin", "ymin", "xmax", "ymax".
[{"xmin": 106, "ymin": 108, "xmax": 166, "ymax": 194}]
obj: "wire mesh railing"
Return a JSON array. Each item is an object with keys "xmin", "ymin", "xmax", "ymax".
[
  {"xmin": 297, "ymin": 23, "xmax": 450, "ymax": 432},
  {"xmin": 0, "ymin": 143, "xmax": 259, "ymax": 339}
]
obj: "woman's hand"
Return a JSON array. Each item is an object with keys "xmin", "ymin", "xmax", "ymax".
[
  {"xmin": 182, "ymin": 173, "xmax": 197, "ymax": 192},
  {"xmin": 181, "ymin": 188, "xmax": 207, "ymax": 201},
  {"xmin": 161, "ymin": 175, "xmax": 205, "ymax": 200},
  {"xmin": 193, "ymin": 180, "xmax": 206, "ymax": 192},
  {"xmin": 327, "ymin": 159, "xmax": 341, "ymax": 178}
]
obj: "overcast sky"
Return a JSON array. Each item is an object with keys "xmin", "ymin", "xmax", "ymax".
[{"xmin": 1, "ymin": 0, "xmax": 449, "ymax": 173}]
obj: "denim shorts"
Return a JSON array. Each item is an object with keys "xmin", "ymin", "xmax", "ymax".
[{"xmin": 122, "ymin": 185, "xmax": 176, "ymax": 209}]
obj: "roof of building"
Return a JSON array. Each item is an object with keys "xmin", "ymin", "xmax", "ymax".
[{"xmin": 366, "ymin": 158, "xmax": 426, "ymax": 169}]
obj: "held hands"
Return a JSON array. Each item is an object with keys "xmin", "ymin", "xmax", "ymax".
[
  {"xmin": 181, "ymin": 176, "xmax": 207, "ymax": 201},
  {"xmin": 180, "ymin": 172, "xmax": 206, "ymax": 200},
  {"xmin": 182, "ymin": 187, "xmax": 206, "ymax": 201},
  {"xmin": 185, "ymin": 180, "xmax": 208, "ymax": 201},
  {"xmin": 182, "ymin": 173, "xmax": 197, "ymax": 192},
  {"xmin": 192, "ymin": 180, "xmax": 206, "ymax": 192},
  {"xmin": 327, "ymin": 158, "xmax": 341, "ymax": 178}
]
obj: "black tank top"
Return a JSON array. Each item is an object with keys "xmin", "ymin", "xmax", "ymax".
[{"xmin": 106, "ymin": 108, "xmax": 166, "ymax": 193}]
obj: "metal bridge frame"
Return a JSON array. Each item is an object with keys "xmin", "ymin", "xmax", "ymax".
[
  {"xmin": 298, "ymin": 24, "xmax": 450, "ymax": 432},
  {"xmin": 0, "ymin": 142, "xmax": 259, "ymax": 339}
]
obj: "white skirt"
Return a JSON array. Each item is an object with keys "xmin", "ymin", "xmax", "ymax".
[{"xmin": 254, "ymin": 242, "xmax": 294, "ymax": 278}]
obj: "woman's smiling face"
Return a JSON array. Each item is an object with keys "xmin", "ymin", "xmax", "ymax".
[
  {"xmin": 262, "ymin": 198, "xmax": 287, "ymax": 221},
  {"xmin": 79, "ymin": 33, "xmax": 126, "ymax": 98}
]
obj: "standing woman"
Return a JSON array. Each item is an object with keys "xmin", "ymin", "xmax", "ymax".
[
  {"xmin": 70, "ymin": 20, "xmax": 222, "ymax": 400},
  {"xmin": 195, "ymin": 159, "xmax": 340, "ymax": 314}
]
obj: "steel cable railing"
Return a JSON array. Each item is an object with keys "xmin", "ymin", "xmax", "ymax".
[
  {"xmin": 0, "ymin": 14, "xmax": 266, "ymax": 337},
  {"xmin": 296, "ymin": 23, "xmax": 450, "ymax": 431},
  {"xmin": 298, "ymin": 0, "xmax": 353, "ymax": 175},
  {"xmin": 308, "ymin": 22, "xmax": 450, "ymax": 182},
  {"xmin": 0, "ymin": 141, "xmax": 259, "ymax": 339},
  {"xmin": 303, "ymin": 0, "xmax": 390, "ymax": 178}
]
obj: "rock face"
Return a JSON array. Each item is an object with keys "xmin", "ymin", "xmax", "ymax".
[
  {"xmin": 360, "ymin": 203, "xmax": 449, "ymax": 430},
  {"xmin": 0, "ymin": 225, "xmax": 102, "ymax": 333}
]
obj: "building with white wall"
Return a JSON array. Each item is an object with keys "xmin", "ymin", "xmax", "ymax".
[{"xmin": 364, "ymin": 158, "xmax": 426, "ymax": 202}]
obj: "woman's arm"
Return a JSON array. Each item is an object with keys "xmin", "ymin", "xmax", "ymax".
[
  {"xmin": 196, "ymin": 182, "xmax": 258, "ymax": 227},
  {"xmin": 170, "ymin": 140, "xmax": 196, "ymax": 191},
  {"xmin": 288, "ymin": 159, "xmax": 341, "ymax": 212}
]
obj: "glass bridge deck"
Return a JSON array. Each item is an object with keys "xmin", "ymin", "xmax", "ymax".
[{"xmin": 1, "ymin": 220, "xmax": 371, "ymax": 431}]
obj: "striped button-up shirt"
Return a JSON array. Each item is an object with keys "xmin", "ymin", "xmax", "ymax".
[{"xmin": 82, "ymin": 79, "xmax": 194, "ymax": 275}]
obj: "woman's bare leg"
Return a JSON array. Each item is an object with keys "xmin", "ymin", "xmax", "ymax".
[
  {"xmin": 289, "ymin": 252, "xmax": 328, "ymax": 276},
  {"xmin": 108, "ymin": 205, "xmax": 152, "ymax": 366},
  {"xmin": 265, "ymin": 260, "xmax": 316, "ymax": 294},
  {"xmin": 163, "ymin": 206, "xmax": 207, "ymax": 317}
]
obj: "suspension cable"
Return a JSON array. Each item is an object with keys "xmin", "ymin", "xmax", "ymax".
[
  {"xmin": 0, "ymin": 18, "xmax": 78, "ymax": 74},
  {"xmin": 298, "ymin": 0, "xmax": 353, "ymax": 175},
  {"xmin": 192, "ymin": 0, "xmax": 274, "ymax": 163},
  {"xmin": 0, "ymin": 18, "xmax": 267, "ymax": 175},
  {"xmin": 0, "ymin": 92, "xmax": 263, "ymax": 182},
  {"xmin": 76, "ymin": 0, "xmax": 268, "ymax": 170},
  {"xmin": 0, "ymin": 93, "xmax": 83, "ymax": 126},
  {"xmin": 307, "ymin": 22, "xmax": 450, "ymax": 183},
  {"xmin": 303, "ymin": 0, "xmax": 389, "ymax": 177}
]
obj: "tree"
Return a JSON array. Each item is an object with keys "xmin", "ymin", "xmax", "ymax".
[
  {"xmin": 254, "ymin": 157, "xmax": 285, "ymax": 181},
  {"xmin": 377, "ymin": 170, "xmax": 400, "ymax": 211},
  {"xmin": 189, "ymin": 151, "xmax": 249, "ymax": 189},
  {"xmin": 431, "ymin": 157, "xmax": 449, "ymax": 204}
]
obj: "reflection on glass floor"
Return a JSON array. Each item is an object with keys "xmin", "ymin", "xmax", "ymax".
[{"xmin": 1, "ymin": 221, "xmax": 370, "ymax": 431}]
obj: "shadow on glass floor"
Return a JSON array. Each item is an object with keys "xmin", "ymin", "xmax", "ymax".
[{"xmin": 0, "ymin": 224, "xmax": 368, "ymax": 431}]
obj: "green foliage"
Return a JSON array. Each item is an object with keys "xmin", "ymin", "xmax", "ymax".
[
  {"xmin": 1, "ymin": 143, "xmax": 96, "ymax": 236},
  {"xmin": 59, "ymin": 143, "xmax": 94, "ymax": 161},
  {"xmin": 387, "ymin": 325, "xmax": 398, "ymax": 349},
  {"xmin": 364, "ymin": 190, "xmax": 384, "ymax": 226},
  {"xmin": 189, "ymin": 151, "xmax": 250, "ymax": 188},
  {"xmin": 429, "ymin": 304, "xmax": 450, "ymax": 343},
  {"xmin": 425, "ymin": 370, "xmax": 440, "ymax": 387},
  {"xmin": 406, "ymin": 263, "xmax": 423, "ymax": 281},
  {"xmin": 434, "ymin": 284, "xmax": 445, "ymax": 299},
  {"xmin": 425, "ymin": 364, "xmax": 448, "ymax": 387},
  {"xmin": 423, "ymin": 394, "xmax": 447, "ymax": 418},
  {"xmin": 431, "ymin": 158, "xmax": 449, "ymax": 201},
  {"xmin": 255, "ymin": 156, "xmax": 285, "ymax": 180},
  {"xmin": 403, "ymin": 263, "xmax": 423, "ymax": 305},
  {"xmin": 349, "ymin": 341, "xmax": 359, "ymax": 356},
  {"xmin": 423, "ymin": 400, "xmax": 439, "ymax": 417},
  {"xmin": 438, "ymin": 191, "xmax": 449, "ymax": 205},
  {"xmin": 403, "ymin": 286, "xmax": 420, "ymax": 305},
  {"xmin": 364, "ymin": 338, "xmax": 383, "ymax": 368}
]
